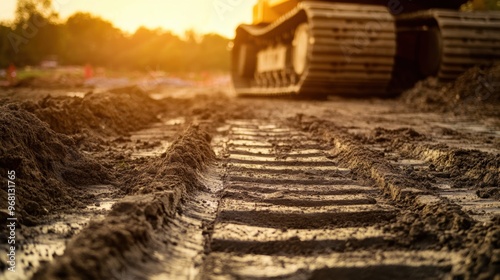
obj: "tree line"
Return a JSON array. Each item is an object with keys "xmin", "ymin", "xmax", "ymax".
[
  {"xmin": 1, "ymin": 0, "xmax": 497, "ymax": 71},
  {"xmin": 0, "ymin": 0, "xmax": 230, "ymax": 72}
]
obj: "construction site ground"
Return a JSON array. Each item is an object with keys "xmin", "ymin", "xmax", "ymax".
[{"xmin": 0, "ymin": 65, "xmax": 499, "ymax": 280}]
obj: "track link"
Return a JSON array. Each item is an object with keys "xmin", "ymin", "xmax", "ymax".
[
  {"xmin": 397, "ymin": 9, "xmax": 500, "ymax": 82},
  {"xmin": 200, "ymin": 120, "xmax": 464, "ymax": 279}
]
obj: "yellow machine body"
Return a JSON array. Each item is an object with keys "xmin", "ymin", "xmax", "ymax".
[{"xmin": 253, "ymin": 0, "xmax": 298, "ymax": 24}]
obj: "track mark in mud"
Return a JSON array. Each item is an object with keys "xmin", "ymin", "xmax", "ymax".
[
  {"xmin": 1, "ymin": 185, "xmax": 116, "ymax": 280},
  {"xmin": 129, "ymin": 117, "xmax": 185, "ymax": 158},
  {"xmin": 294, "ymin": 116, "xmax": 500, "ymax": 279},
  {"xmin": 0, "ymin": 116, "xmax": 190, "ymax": 280},
  {"xmin": 31, "ymin": 125, "xmax": 219, "ymax": 280},
  {"xmin": 204, "ymin": 251, "xmax": 459, "ymax": 280},
  {"xmin": 200, "ymin": 120, "xmax": 463, "ymax": 279},
  {"xmin": 355, "ymin": 126, "xmax": 500, "ymax": 222},
  {"xmin": 147, "ymin": 168, "xmax": 222, "ymax": 279},
  {"xmin": 390, "ymin": 147, "xmax": 500, "ymax": 222}
]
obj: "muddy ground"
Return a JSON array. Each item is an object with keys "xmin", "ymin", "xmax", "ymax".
[{"xmin": 0, "ymin": 65, "xmax": 499, "ymax": 280}]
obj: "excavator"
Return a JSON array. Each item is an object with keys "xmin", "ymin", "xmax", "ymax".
[{"xmin": 231, "ymin": 0, "xmax": 500, "ymax": 97}]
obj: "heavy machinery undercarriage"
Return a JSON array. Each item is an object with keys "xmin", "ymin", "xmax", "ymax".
[{"xmin": 232, "ymin": 0, "xmax": 500, "ymax": 97}]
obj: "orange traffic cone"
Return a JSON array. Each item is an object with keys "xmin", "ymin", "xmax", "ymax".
[
  {"xmin": 7, "ymin": 63, "xmax": 17, "ymax": 85},
  {"xmin": 84, "ymin": 64, "xmax": 94, "ymax": 80}
]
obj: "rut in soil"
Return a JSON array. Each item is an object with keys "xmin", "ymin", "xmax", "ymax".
[{"xmin": 199, "ymin": 120, "xmax": 463, "ymax": 279}]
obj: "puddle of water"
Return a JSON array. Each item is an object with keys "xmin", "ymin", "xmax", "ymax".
[
  {"xmin": 129, "ymin": 117, "xmax": 186, "ymax": 159},
  {"xmin": 130, "ymin": 141, "xmax": 170, "ymax": 159},
  {"xmin": 65, "ymin": 91, "xmax": 87, "ymax": 98},
  {"xmin": 164, "ymin": 117, "xmax": 185, "ymax": 126},
  {"xmin": 149, "ymin": 87, "xmax": 199, "ymax": 100},
  {"xmin": 395, "ymin": 159, "xmax": 427, "ymax": 166},
  {"xmin": 216, "ymin": 125, "xmax": 231, "ymax": 133},
  {"xmin": 435, "ymin": 184, "xmax": 452, "ymax": 190},
  {"xmin": 86, "ymin": 199, "xmax": 116, "ymax": 211},
  {"xmin": 0, "ymin": 185, "xmax": 118, "ymax": 280}
]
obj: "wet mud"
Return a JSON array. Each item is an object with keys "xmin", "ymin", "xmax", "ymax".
[
  {"xmin": 123, "ymin": 125, "xmax": 215, "ymax": 194},
  {"xmin": 0, "ymin": 106, "xmax": 109, "ymax": 226},
  {"xmin": 364, "ymin": 127, "xmax": 500, "ymax": 195},
  {"xmin": 291, "ymin": 115, "xmax": 499, "ymax": 279},
  {"xmin": 32, "ymin": 126, "xmax": 216, "ymax": 280},
  {"xmin": 0, "ymin": 65, "xmax": 499, "ymax": 279}
]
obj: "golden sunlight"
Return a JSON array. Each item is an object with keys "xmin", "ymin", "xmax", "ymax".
[{"xmin": 0, "ymin": 0, "xmax": 255, "ymax": 37}]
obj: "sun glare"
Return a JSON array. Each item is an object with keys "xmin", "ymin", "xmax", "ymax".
[{"xmin": 0, "ymin": 0, "xmax": 255, "ymax": 37}]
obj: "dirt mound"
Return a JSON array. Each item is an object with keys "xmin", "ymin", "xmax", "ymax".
[
  {"xmin": 124, "ymin": 125, "xmax": 216, "ymax": 194},
  {"xmin": 33, "ymin": 125, "xmax": 215, "ymax": 280},
  {"xmin": 461, "ymin": 223, "xmax": 500, "ymax": 279},
  {"xmin": 364, "ymin": 127, "xmax": 499, "ymax": 192},
  {"xmin": 383, "ymin": 141, "xmax": 500, "ymax": 194},
  {"xmin": 21, "ymin": 86, "xmax": 161, "ymax": 136},
  {"xmin": 423, "ymin": 148, "xmax": 499, "ymax": 189},
  {"xmin": 0, "ymin": 106, "xmax": 110, "ymax": 226},
  {"xmin": 401, "ymin": 63, "xmax": 500, "ymax": 114},
  {"xmin": 385, "ymin": 202, "xmax": 500, "ymax": 280},
  {"xmin": 388, "ymin": 203, "xmax": 472, "ymax": 250}
]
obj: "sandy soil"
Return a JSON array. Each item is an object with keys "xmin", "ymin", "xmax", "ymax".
[{"xmin": 0, "ymin": 67, "xmax": 499, "ymax": 279}]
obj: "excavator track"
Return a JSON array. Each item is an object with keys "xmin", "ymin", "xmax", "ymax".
[
  {"xmin": 232, "ymin": 1, "xmax": 500, "ymax": 97},
  {"xmin": 397, "ymin": 9, "xmax": 500, "ymax": 82},
  {"xmin": 232, "ymin": 2, "xmax": 396, "ymax": 97}
]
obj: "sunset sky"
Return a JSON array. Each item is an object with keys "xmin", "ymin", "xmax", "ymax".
[{"xmin": 0, "ymin": 0, "xmax": 254, "ymax": 37}]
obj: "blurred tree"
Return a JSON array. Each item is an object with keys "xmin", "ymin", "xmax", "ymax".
[
  {"xmin": 0, "ymin": 25, "xmax": 15, "ymax": 67},
  {"xmin": 6, "ymin": 0, "xmax": 59, "ymax": 65},
  {"xmin": 63, "ymin": 13, "xmax": 125, "ymax": 66},
  {"xmin": 199, "ymin": 33, "xmax": 230, "ymax": 71},
  {"xmin": 2, "ymin": 0, "xmax": 59, "ymax": 64},
  {"xmin": 15, "ymin": 0, "xmax": 57, "ymax": 27},
  {"xmin": 1, "ymin": 4, "xmax": 231, "ymax": 72}
]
